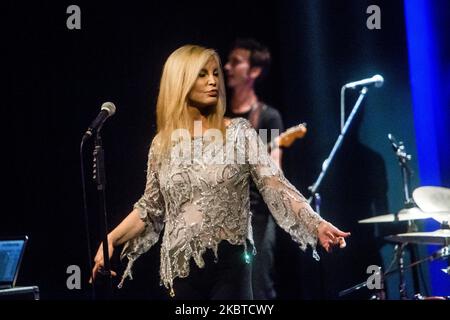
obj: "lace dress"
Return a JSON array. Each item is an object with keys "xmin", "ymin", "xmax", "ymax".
[{"xmin": 119, "ymin": 117, "xmax": 324, "ymax": 296}]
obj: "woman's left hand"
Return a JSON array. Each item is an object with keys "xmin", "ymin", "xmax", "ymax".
[{"xmin": 317, "ymin": 221, "xmax": 351, "ymax": 253}]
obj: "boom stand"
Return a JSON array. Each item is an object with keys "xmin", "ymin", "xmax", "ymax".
[{"xmin": 308, "ymin": 87, "xmax": 368, "ymax": 211}]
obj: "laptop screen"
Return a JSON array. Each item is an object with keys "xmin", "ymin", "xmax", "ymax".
[{"xmin": 0, "ymin": 236, "xmax": 28, "ymax": 288}]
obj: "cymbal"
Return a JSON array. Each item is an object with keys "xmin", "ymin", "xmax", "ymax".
[
  {"xmin": 385, "ymin": 229, "xmax": 450, "ymax": 246},
  {"xmin": 358, "ymin": 207, "xmax": 431, "ymax": 224},
  {"xmin": 428, "ymin": 211, "xmax": 450, "ymax": 224},
  {"xmin": 413, "ymin": 186, "xmax": 450, "ymax": 212}
]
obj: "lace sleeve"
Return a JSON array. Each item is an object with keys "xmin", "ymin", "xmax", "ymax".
[
  {"xmin": 119, "ymin": 137, "xmax": 165, "ymax": 285},
  {"xmin": 133, "ymin": 138, "xmax": 165, "ymax": 230},
  {"xmin": 239, "ymin": 118, "xmax": 324, "ymax": 260}
]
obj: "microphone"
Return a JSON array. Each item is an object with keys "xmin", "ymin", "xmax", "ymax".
[
  {"xmin": 344, "ymin": 74, "xmax": 384, "ymax": 89},
  {"xmin": 82, "ymin": 102, "xmax": 116, "ymax": 141}
]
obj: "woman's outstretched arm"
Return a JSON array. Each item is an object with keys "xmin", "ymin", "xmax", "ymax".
[{"xmin": 240, "ymin": 118, "xmax": 350, "ymax": 257}]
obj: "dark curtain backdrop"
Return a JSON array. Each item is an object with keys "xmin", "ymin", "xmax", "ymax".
[{"xmin": 4, "ymin": 0, "xmax": 425, "ymax": 299}]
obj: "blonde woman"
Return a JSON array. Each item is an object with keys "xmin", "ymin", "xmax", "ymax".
[{"xmin": 91, "ymin": 44, "xmax": 350, "ymax": 300}]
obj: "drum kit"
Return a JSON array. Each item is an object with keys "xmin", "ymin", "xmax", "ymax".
[
  {"xmin": 358, "ymin": 185, "xmax": 450, "ymax": 300},
  {"xmin": 339, "ymin": 135, "xmax": 450, "ymax": 300},
  {"xmin": 360, "ymin": 186, "xmax": 450, "ymax": 248}
]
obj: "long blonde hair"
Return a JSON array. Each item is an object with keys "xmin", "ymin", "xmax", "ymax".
[{"xmin": 154, "ymin": 45, "xmax": 226, "ymax": 159}]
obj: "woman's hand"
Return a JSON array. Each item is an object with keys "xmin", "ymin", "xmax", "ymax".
[
  {"xmin": 89, "ymin": 239, "xmax": 117, "ymax": 284},
  {"xmin": 88, "ymin": 208, "xmax": 146, "ymax": 284},
  {"xmin": 317, "ymin": 221, "xmax": 351, "ymax": 253}
]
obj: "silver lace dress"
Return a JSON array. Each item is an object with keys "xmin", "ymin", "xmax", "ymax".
[{"xmin": 119, "ymin": 118, "xmax": 324, "ymax": 296}]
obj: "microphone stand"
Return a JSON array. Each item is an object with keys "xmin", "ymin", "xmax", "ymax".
[
  {"xmin": 308, "ymin": 87, "xmax": 368, "ymax": 209},
  {"xmin": 93, "ymin": 128, "xmax": 112, "ymax": 298},
  {"xmin": 307, "ymin": 86, "xmax": 367, "ymax": 299}
]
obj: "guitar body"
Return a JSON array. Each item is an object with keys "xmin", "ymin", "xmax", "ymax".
[{"xmin": 269, "ymin": 123, "xmax": 307, "ymax": 151}]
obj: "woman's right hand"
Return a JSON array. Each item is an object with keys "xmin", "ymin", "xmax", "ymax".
[
  {"xmin": 88, "ymin": 209, "xmax": 146, "ymax": 284},
  {"xmin": 89, "ymin": 240, "xmax": 117, "ymax": 284},
  {"xmin": 317, "ymin": 221, "xmax": 351, "ymax": 253}
]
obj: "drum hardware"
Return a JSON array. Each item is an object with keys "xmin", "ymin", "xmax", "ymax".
[
  {"xmin": 387, "ymin": 134, "xmax": 422, "ymax": 298},
  {"xmin": 339, "ymin": 245, "xmax": 450, "ymax": 299},
  {"xmin": 381, "ymin": 185, "xmax": 450, "ymax": 299},
  {"xmin": 353, "ymin": 134, "xmax": 423, "ymax": 298},
  {"xmin": 413, "ymin": 294, "xmax": 449, "ymax": 300},
  {"xmin": 352, "ymin": 134, "xmax": 449, "ymax": 299}
]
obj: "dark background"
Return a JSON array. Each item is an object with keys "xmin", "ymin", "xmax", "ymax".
[{"xmin": 3, "ymin": 0, "xmax": 445, "ymax": 300}]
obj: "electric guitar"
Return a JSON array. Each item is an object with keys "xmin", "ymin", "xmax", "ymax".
[{"xmin": 268, "ymin": 122, "xmax": 307, "ymax": 152}]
